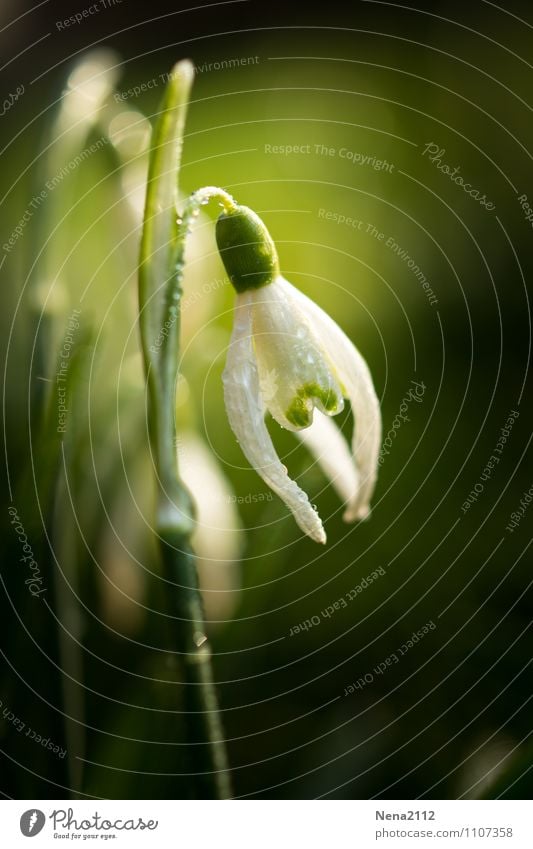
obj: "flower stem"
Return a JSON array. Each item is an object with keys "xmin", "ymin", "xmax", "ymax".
[
  {"xmin": 138, "ymin": 61, "xmax": 232, "ymax": 799},
  {"xmin": 159, "ymin": 538, "xmax": 232, "ymax": 799}
]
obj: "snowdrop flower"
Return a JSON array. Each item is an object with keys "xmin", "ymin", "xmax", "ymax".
[{"xmin": 216, "ymin": 205, "xmax": 381, "ymax": 544}]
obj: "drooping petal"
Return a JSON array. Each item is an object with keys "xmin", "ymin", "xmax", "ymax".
[
  {"xmin": 250, "ymin": 278, "xmax": 344, "ymax": 431},
  {"xmin": 222, "ymin": 291, "xmax": 326, "ymax": 544},
  {"xmin": 295, "ymin": 408, "xmax": 359, "ymax": 510},
  {"xmin": 278, "ymin": 278, "xmax": 381, "ymax": 521}
]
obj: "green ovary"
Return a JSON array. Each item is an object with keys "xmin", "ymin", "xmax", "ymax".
[{"xmin": 286, "ymin": 382, "xmax": 341, "ymax": 428}]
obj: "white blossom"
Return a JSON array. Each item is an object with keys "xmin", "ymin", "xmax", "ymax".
[{"xmin": 222, "ymin": 274, "xmax": 381, "ymax": 543}]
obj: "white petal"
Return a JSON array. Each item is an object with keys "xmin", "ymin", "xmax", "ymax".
[
  {"xmin": 222, "ymin": 292, "xmax": 326, "ymax": 544},
  {"xmin": 250, "ymin": 278, "xmax": 344, "ymax": 431},
  {"xmin": 177, "ymin": 433, "xmax": 242, "ymax": 623},
  {"xmin": 58, "ymin": 50, "xmax": 119, "ymax": 134},
  {"xmin": 295, "ymin": 409, "xmax": 359, "ymax": 509},
  {"xmin": 278, "ymin": 278, "xmax": 381, "ymax": 521}
]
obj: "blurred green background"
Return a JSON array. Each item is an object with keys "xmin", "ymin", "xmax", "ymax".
[{"xmin": 1, "ymin": 0, "xmax": 531, "ymax": 799}]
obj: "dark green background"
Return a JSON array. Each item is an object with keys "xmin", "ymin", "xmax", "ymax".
[{"xmin": 1, "ymin": 0, "xmax": 531, "ymax": 799}]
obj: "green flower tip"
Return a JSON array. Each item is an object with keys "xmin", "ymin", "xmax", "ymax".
[
  {"xmin": 216, "ymin": 205, "xmax": 280, "ymax": 293},
  {"xmin": 285, "ymin": 383, "xmax": 341, "ymax": 428}
]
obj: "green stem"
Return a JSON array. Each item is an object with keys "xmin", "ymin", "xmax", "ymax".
[
  {"xmin": 160, "ymin": 536, "xmax": 231, "ymax": 799},
  {"xmin": 139, "ymin": 62, "xmax": 233, "ymax": 799},
  {"xmin": 156, "ymin": 187, "xmax": 236, "ymax": 799}
]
